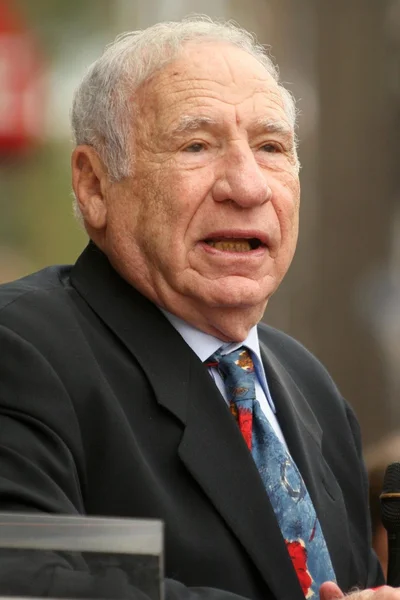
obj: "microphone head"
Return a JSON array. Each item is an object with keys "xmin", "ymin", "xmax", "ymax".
[{"xmin": 381, "ymin": 462, "xmax": 400, "ymax": 532}]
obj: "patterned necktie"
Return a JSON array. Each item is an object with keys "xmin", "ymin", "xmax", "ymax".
[{"xmin": 206, "ymin": 347, "xmax": 336, "ymax": 599}]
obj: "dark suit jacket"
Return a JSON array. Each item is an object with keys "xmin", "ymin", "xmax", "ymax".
[{"xmin": 0, "ymin": 242, "xmax": 383, "ymax": 600}]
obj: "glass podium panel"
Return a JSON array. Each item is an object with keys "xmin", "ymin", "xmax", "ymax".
[{"xmin": 0, "ymin": 513, "xmax": 163, "ymax": 600}]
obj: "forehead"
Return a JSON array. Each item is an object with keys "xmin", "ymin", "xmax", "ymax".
[{"xmin": 135, "ymin": 42, "xmax": 289, "ymax": 130}]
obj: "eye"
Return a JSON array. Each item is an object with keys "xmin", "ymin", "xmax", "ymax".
[
  {"xmin": 183, "ymin": 142, "xmax": 206, "ymax": 153},
  {"xmin": 260, "ymin": 143, "xmax": 281, "ymax": 153}
]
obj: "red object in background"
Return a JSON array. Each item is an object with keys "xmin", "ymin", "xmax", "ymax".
[{"xmin": 0, "ymin": 0, "xmax": 47, "ymax": 156}]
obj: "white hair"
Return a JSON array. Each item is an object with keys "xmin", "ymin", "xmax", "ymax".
[{"xmin": 71, "ymin": 16, "xmax": 298, "ymax": 219}]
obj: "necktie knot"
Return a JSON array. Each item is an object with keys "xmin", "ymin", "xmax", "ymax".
[{"xmin": 205, "ymin": 347, "xmax": 256, "ymax": 404}]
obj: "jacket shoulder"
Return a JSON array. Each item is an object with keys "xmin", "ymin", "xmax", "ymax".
[
  {"xmin": 0, "ymin": 265, "xmax": 73, "ymax": 317},
  {"xmin": 257, "ymin": 321, "xmax": 323, "ymax": 369},
  {"xmin": 257, "ymin": 321, "xmax": 342, "ymax": 400}
]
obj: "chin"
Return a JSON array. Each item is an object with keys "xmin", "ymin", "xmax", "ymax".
[{"xmin": 199, "ymin": 277, "xmax": 272, "ymax": 309}]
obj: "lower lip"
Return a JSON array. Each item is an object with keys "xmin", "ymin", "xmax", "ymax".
[{"xmin": 199, "ymin": 241, "xmax": 267, "ymax": 259}]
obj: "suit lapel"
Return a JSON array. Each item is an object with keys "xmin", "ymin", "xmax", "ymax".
[
  {"xmin": 259, "ymin": 340, "xmax": 352, "ymax": 590},
  {"xmin": 71, "ymin": 244, "xmax": 303, "ymax": 600}
]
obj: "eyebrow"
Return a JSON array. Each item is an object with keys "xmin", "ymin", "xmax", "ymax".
[
  {"xmin": 253, "ymin": 118, "xmax": 294, "ymax": 138},
  {"xmin": 169, "ymin": 115, "xmax": 294, "ymax": 140},
  {"xmin": 171, "ymin": 115, "xmax": 218, "ymax": 134}
]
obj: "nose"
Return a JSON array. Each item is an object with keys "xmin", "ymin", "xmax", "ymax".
[{"xmin": 212, "ymin": 142, "xmax": 272, "ymax": 208}]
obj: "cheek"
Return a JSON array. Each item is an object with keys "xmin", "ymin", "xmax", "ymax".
[
  {"xmin": 131, "ymin": 181, "xmax": 203, "ymax": 256},
  {"xmin": 275, "ymin": 200, "xmax": 298, "ymax": 237},
  {"xmin": 106, "ymin": 193, "xmax": 136, "ymax": 234},
  {"xmin": 272, "ymin": 188, "xmax": 300, "ymax": 263},
  {"xmin": 275, "ymin": 175, "xmax": 300, "ymax": 230},
  {"xmin": 158, "ymin": 171, "xmax": 212, "ymax": 229}
]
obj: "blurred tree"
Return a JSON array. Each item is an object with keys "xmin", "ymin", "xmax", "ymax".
[
  {"xmin": 16, "ymin": 0, "xmax": 111, "ymax": 50},
  {"xmin": 0, "ymin": 0, "xmax": 98, "ymax": 274}
]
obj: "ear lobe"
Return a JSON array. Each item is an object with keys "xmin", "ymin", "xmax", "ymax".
[{"xmin": 71, "ymin": 145, "xmax": 108, "ymax": 230}]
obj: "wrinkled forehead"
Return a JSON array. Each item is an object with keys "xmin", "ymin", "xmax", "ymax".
[
  {"xmin": 177, "ymin": 40, "xmax": 275, "ymax": 82},
  {"xmin": 133, "ymin": 41, "xmax": 289, "ymax": 131}
]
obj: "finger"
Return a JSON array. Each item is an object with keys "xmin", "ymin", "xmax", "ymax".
[
  {"xmin": 373, "ymin": 586, "xmax": 400, "ymax": 600},
  {"xmin": 319, "ymin": 581, "xmax": 345, "ymax": 600}
]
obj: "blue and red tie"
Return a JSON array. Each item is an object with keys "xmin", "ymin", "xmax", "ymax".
[{"xmin": 205, "ymin": 346, "xmax": 336, "ymax": 599}]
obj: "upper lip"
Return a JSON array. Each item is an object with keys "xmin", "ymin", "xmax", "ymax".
[{"xmin": 202, "ymin": 230, "xmax": 270, "ymax": 246}]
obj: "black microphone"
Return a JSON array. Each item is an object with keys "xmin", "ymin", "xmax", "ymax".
[{"xmin": 380, "ymin": 462, "xmax": 400, "ymax": 586}]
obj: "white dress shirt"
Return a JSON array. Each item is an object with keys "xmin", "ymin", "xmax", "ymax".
[{"xmin": 162, "ymin": 310, "xmax": 287, "ymax": 446}]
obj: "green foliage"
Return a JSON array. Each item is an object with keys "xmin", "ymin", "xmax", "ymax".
[
  {"xmin": 0, "ymin": 142, "xmax": 87, "ymax": 273},
  {"xmin": 0, "ymin": 0, "xmax": 111, "ymax": 277},
  {"xmin": 15, "ymin": 0, "xmax": 111, "ymax": 52}
]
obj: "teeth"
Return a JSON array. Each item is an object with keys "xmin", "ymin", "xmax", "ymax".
[{"xmin": 209, "ymin": 240, "xmax": 252, "ymax": 252}]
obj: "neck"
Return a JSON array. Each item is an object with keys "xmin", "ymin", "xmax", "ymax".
[{"xmin": 162, "ymin": 301, "xmax": 267, "ymax": 343}]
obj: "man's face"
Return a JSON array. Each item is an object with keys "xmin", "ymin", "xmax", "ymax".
[{"xmin": 102, "ymin": 42, "xmax": 300, "ymax": 339}]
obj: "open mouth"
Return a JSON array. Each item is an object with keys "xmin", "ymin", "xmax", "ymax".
[{"xmin": 204, "ymin": 238, "xmax": 264, "ymax": 252}]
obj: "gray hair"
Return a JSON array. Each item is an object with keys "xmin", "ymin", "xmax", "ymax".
[{"xmin": 71, "ymin": 16, "xmax": 298, "ymax": 218}]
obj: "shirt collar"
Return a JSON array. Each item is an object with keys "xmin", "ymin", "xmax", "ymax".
[{"xmin": 160, "ymin": 309, "xmax": 269, "ymax": 392}]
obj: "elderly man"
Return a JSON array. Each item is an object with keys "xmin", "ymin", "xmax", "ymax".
[{"xmin": 0, "ymin": 15, "xmax": 393, "ymax": 600}]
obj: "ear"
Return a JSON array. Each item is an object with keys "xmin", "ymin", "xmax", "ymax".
[{"xmin": 71, "ymin": 145, "xmax": 108, "ymax": 230}]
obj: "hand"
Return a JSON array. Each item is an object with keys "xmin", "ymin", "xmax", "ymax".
[{"xmin": 320, "ymin": 582, "xmax": 400, "ymax": 600}]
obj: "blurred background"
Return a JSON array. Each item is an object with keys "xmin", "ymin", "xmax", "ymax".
[{"xmin": 2, "ymin": 0, "xmax": 400, "ymax": 557}]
